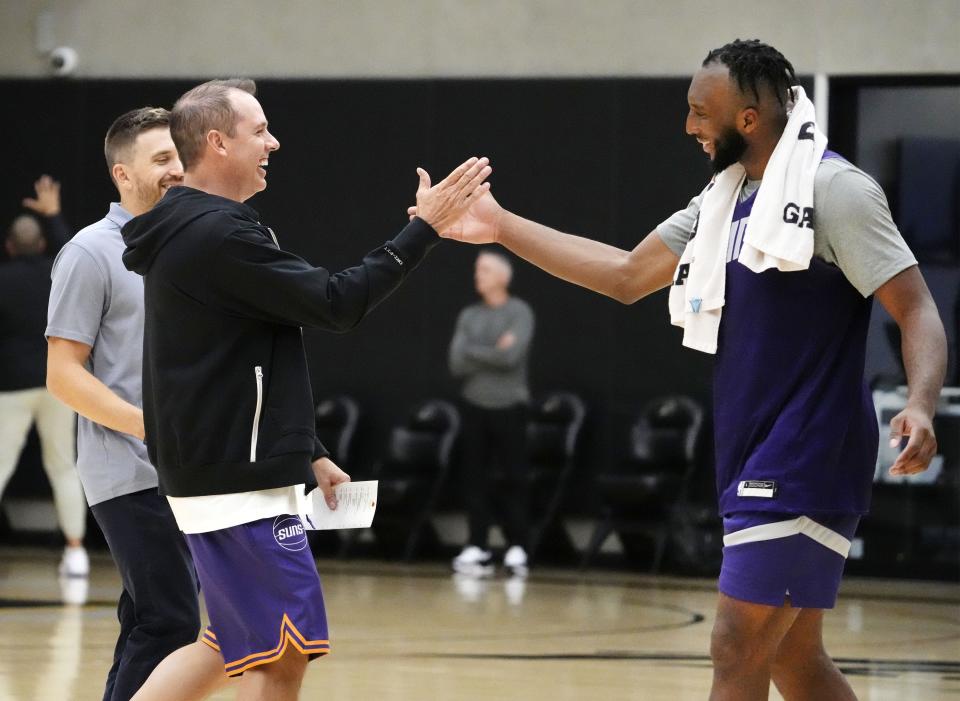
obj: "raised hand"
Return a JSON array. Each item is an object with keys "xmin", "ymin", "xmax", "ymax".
[
  {"xmin": 414, "ymin": 157, "xmax": 492, "ymax": 235},
  {"xmin": 408, "ymin": 190, "xmax": 504, "ymax": 245},
  {"xmin": 22, "ymin": 175, "xmax": 61, "ymax": 217}
]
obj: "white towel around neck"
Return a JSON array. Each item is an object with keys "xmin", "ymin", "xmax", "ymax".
[{"xmin": 668, "ymin": 86, "xmax": 827, "ymax": 354}]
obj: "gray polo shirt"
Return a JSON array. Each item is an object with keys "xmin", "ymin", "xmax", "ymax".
[
  {"xmin": 448, "ymin": 297, "xmax": 534, "ymax": 409},
  {"xmin": 46, "ymin": 203, "xmax": 157, "ymax": 506}
]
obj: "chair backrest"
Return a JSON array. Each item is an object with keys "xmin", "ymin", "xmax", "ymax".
[
  {"xmin": 315, "ymin": 396, "xmax": 360, "ymax": 465},
  {"xmin": 933, "ymin": 412, "xmax": 960, "ymax": 487},
  {"xmin": 385, "ymin": 400, "xmax": 460, "ymax": 474},
  {"xmin": 629, "ymin": 395, "xmax": 704, "ymax": 469},
  {"xmin": 526, "ymin": 392, "xmax": 586, "ymax": 466}
]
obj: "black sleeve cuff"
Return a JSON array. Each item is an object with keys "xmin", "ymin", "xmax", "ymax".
[
  {"xmin": 312, "ymin": 437, "xmax": 330, "ymax": 462},
  {"xmin": 387, "ymin": 217, "xmax": 441, "ymax": 266}
]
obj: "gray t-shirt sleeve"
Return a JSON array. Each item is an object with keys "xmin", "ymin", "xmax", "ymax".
[
  {"xmin": 46, "ymin": 242, "xmax": 108, "ymax": 346},
  {"xmin": 655, "ymin": 186, "xmax": 708, "ymax": 257},
  {"xmin": 813, "ymin": 165, "xmax": 918, "ymax": 297}
]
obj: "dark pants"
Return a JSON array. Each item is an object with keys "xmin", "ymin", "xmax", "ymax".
[
  {"xmin": 460, "ymin": 402, "xmax": 529, "ymax": 550},
  {"xmin": 90, "ymin": 488, "xmax": 200, "ymax": 701}
]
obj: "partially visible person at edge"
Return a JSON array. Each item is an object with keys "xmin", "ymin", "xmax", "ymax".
[
  {"xmin": 46, "ymin": 108, "xmax": 200, "ymax": 701},
  {"xmin": 121, "ymin": 79, "xmax": 491, "ymax": 701},
  {"xmin": 0, "ymin": 175, "xmax": 87, "ymax": 577},
  {"xmin": 1, "ymin": 175, "xmax": 71, "ymax": 262}
]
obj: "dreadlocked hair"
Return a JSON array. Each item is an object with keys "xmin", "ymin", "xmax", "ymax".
[{"xmin": 703, "ymin": 39, "xmax": 796, "ymax": 108}]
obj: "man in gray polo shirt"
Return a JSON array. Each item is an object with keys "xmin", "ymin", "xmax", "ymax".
[
  {"xmin": 449, "ymin": 250, "xmax": 535, "ymax": 577},
  {"xmin": 46, "ymin": 107, "xmax": 202, "ymax": 701}
]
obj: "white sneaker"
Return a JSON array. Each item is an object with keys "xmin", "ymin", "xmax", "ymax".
[
  {"xmin": 504, "ymin": 575, "xmax": 527, "ymax": 605},
  {"xmin": 59, "ymin": 546, "xmax": 89, "ymax": 578},
  {"xmin": 452, "ymin": 545, "xmax": 494, "ymax": 576},
  {"xmin": 503, "ymin": 545, "xmax": 528, "ymax": 577},
  {"xmin": 59, "ymin": 576, "xmax": 89, "ymax": 606},
  {"xmin": 452, "ymin": 573, "xmax": 489, "ymax": 603}
]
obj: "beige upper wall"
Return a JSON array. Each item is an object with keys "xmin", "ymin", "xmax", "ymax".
[{"xmin": 2, "ymin": 0, "xmax": 958, "ymax": 78}]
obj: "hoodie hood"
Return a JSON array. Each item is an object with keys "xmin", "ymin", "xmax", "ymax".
[{"xmin": 121, "ymin": 186, "xmax": 260, "ymax": 275}]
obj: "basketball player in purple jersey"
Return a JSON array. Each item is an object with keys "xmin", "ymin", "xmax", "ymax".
[{"xmin": 413, "ymin": 40, "xmax": 947, "ymax": 700}]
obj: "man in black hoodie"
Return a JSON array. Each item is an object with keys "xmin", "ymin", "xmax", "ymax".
[{"xmin": 122, "ymin": 79, "xmax": 491, "ymax": 700}]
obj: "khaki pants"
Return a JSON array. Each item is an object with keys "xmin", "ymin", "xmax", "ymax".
[{"xmin": 0, "ymin": 387, "xmax": 86, "ymax": 540}]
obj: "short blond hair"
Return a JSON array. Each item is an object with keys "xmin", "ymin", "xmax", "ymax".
[
  {"xmin": 170, "ymin": 78, "xmax": 256, "ymax": 171},
  {"xmin": 6, "ymin": 215, "xmax": 44, "ymax": 255},
  {"xmin": 477, "ymin": 249, "xmax": 513, "ymax": 285}
]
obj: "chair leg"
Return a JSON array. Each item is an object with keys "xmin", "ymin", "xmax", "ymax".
[
  {"xmin": 338, "ymin": 530, "xmax": 357, "ymax": 559},
  {"xmin": 580, "ymin": 517, "xmax": 614, "ymax": 570},
  {"xmin": 403, "ymin": 479, "xmax": 448, "ymax": 562},
  {"xmin": 650, "ymin": 525, "xmax": 669, "ymax": 574},
  {"xmin": 403, "ymin": 518, "xmax": 423, "ymax": 562},
  {"xmin": 529, "ymin": 472, "xmax": 572, "ymax": 560}
]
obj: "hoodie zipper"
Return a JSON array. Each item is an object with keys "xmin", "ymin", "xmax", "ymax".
[{"xmin": 250, "ymin": 366, "xmax": 263, "ymax": 462}]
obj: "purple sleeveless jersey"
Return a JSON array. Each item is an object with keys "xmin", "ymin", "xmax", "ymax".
[{"xmin": 713, "ymin": 152, "xmax": 879, "ymax": 517}]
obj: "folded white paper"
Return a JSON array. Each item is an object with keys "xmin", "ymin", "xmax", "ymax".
[{"xmin": 300, "ymin": 480, "xmax": 378, "ymax": 531}]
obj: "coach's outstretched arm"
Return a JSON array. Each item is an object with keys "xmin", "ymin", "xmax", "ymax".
[
  {"xmin": 206, "ymin": 157, "xmax": 491, "ymax": 332},
  {"xmin": 411, "ymin": 191, "xmax": 678, "ymax": 304}
]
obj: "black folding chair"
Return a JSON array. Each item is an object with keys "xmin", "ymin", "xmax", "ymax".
[
  {"xmin": 522, "ymin": 392, "xmax": 586, "ymax": 560},
  {"xmin": 363, "ymin": 399, "xmax": 460, "ymax": 560},
  {"xmin": 581, "ymin": 395, "xmax": 704, "ymax": 571},
  {"xmin": 315, "ymin": 395, "xmax": 360, "ymax": 466}
]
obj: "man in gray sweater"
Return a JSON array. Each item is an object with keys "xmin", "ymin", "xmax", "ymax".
[{"xmin": 448, "ymin": 250, "xmax": 535, "ymax": 576}]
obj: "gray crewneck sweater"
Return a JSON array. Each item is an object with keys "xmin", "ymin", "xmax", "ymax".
[{"xmin": 448, "ymin": 297, "xmax": 534, "ymax": 409}]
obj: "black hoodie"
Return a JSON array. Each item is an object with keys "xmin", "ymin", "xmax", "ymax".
[{"xmin": 122, "ymin": 186, "xmax": 440, "ymax": 497}]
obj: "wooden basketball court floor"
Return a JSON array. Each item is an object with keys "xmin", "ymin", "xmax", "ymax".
[{"xmin": 0, "ymin": 547, "xmax": 957, "ymax": 700}]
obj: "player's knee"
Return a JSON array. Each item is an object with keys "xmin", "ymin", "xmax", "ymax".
[
  {"xmin": 772, "ymin": 639, "xmax": 830, "ymax": 680},
  {"xmin": 710, "ymin": 619, "xmax": 769, "ymax": 672}
]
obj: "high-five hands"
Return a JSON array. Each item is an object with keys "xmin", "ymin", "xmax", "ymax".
[
  {"xmin": 414, "ymin": 157, "xmax": 493, "ymax": 235},
  {"xmin": 408, "ymin": 188, "xmax": 504, "ymax": 245}
]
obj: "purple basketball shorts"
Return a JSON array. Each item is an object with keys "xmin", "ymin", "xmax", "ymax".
[
  {"xmin": 718, "ymin": 511, "xmax": 861, "ymax": 609},
  {"xmin": 185, "ymin": 514, "xmax": 330, "ymax": 676}
]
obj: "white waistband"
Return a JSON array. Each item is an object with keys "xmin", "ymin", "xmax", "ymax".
[{"xmin": 722, "ymin": 516, "xmax": 852, "ymax": 557}]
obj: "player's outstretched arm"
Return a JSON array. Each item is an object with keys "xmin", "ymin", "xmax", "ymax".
[
  {"xmin": 874, "ymin": 266, "xmax": 947, "ymax": 476},
  {"xmin": 411, "ymin": 191, "xmax": 679, "ymax": 304}
]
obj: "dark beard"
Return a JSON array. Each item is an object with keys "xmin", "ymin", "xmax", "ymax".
[{"xmin": 711, "ymin": 126, "xmax": 748, "ymax": 174}]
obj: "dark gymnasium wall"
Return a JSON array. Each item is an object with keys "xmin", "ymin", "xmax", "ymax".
[{"xmin": 2, "ymin": 77, "xmax": 776, "ymax": 510}]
